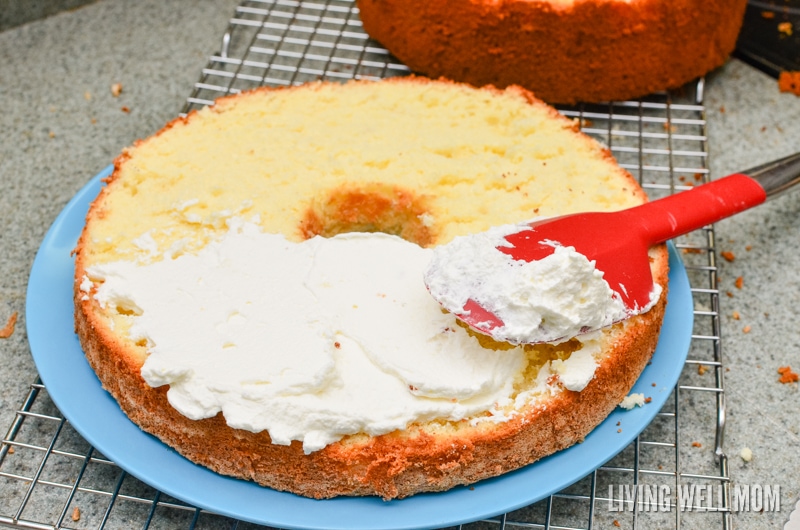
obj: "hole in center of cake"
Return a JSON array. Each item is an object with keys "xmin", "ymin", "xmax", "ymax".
[{"xmin": 299, "ymin": 184, "xmax": 435, "ymax": 247}]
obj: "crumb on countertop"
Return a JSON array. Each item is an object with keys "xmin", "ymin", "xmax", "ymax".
[
  {"xmin": 721, "ymin": 251, "xmax": 735, "ymax": 262},
  {"xmin": 0, "ymin": 312, "xmax": 18, "ymax": 339},
  {"xmin": 111, "ymin": 82, "xmax": 123, "ymax": 97},
  {"xmin": 779, "ymin": 71, "xmax": 800, "ymax": 96},
  {"xmin": 778, "ymin": 366, "xmax": 799, "ymax": 384},
  {"xmin": 740, "ymin": 447, "xmax": 753, "ymax": 462}
]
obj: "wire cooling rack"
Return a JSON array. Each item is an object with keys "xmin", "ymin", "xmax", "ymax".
[{"xmin": 1, "ymin": 1, "xmax": 733, "ymax": 528}]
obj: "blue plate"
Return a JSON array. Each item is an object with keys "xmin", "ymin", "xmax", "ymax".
[{"xmin": 26, "ymin": 166, "xmax": 694, "ymax": 530}]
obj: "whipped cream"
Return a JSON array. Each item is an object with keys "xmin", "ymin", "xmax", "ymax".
[
  {"xmin": 619, "ymin": 393, "xmax": 646, "ymax": 410},
  {"xmin": 424, "ymin": 223, "xmax": 661, "ymax": 345},
  {"xmin": 87, "ymin": 221, "xmax": 547, "ymax": 453}
]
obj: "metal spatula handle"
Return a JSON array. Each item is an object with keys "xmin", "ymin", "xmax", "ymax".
[{"xmin": 745, "ymin": 151, "xmax": 800, "ymax": 199}]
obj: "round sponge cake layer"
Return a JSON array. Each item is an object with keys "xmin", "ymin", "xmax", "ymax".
[
  {"xmin": 74, "ymin": 77, "xmax": 668, "ymax": 499},
  {"xmin": 356, "ymin": 0, "xmax": 748, "ymax": 104}
]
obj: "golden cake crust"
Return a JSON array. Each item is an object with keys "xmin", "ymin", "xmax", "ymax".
[
  {"xmin": 356, "ymin": 0, "xmax": 748, "ymax": 104},
  {"xmin": 74, "ymin": 77, "xmax": 669, "ymax": 500}
]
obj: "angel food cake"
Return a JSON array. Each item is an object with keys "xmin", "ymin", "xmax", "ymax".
[
  {"xmin": 356, "ymin": 0, "xmax": 748, "ymax": 104},
  {"xmin": 74, "ymin": 77, "xmax": 668, "ymax": 499}
]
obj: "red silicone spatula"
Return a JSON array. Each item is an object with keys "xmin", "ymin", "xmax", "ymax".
[{"xmin": 440, "ymin": 152, "xmax": 800, "ymax": 343}]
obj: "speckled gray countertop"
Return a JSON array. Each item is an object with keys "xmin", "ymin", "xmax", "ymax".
[{"xmin": 0, "ymin": 2, "xmax": 798, "ymax": 529}]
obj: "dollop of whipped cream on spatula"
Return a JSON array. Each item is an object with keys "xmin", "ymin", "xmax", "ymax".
[{"xmin": 424, "ymin": 223, "xmax": 661, "ymax": 345}]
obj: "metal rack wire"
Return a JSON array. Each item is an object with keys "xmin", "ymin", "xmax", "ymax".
[{"xmin": 1, "ymin": 1, "xmax": 732, "ymax": 528}]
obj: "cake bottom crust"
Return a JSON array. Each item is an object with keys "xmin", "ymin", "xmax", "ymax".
[{"xmin": 74, "ymin": 246, "xmax": 668, "ymax": 500}]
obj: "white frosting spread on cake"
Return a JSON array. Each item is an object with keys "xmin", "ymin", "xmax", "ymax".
[
  {"xmin": 84, "ymin": 219, "xmax": 605, "ymax": 454},
  {"xmin": 424, "ymin": 223, "xmax": 661, "ymax": 344}
]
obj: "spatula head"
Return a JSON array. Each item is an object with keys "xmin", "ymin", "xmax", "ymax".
[{"xmin": 448, "ymin": 212, "xmax": 658, "ymax": 343}]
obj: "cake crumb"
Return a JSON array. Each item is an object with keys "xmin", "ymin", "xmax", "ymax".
[
  {"xmin": 121, "ymin": 106, "xmax": 131, "ymax": 113},
  {"xmin": 644, "ymin": 397, "xmax": 652, "ymax": 404},
  {"xmin": 111, "ymin": 82, "xmax": 123, "ymax": 97},
  {"xmin": 6, "ymin": 446, "xmax": 14, "ymax": 454},
  {"xmin": 613, "ymin": 520, "xmax": 621, "ymax": 527},
  {"xmin": 692, "ymin": 441, "xmax": 702, "ymax": 448},
  {"xmin": 778, "ymin": 21, "xmax": 793, "ymax": 36},
  {"xmin": 84, "ymin": 91, "xmax": 92, "ymax": 101},
  {"xmin": 417, "ymin": 212, "xmax": 435, "ymax": 227},
  {"xmin": 779, "ymin": 71, "xmax": 800, "ymax": 96},
  {"xmin": 619, "ymin": 393, "xmax": 646, "ymax": 410},
  {"xmin": 71, "ymin": 507, "xmax": 80, "ymax": 522},
  {"xmin": 0, "ymin": 312, "xmax": 18, "ymax": 339},
  {"xmin": 732, "ymin": 311, "xmax": 740, "ymax": 320},
  {"xmin": 778, "ymin": 366, "xmax": 799, "ymax": 384},
  {"xmin": 745, "ymin": 245, "xmax": 752, "ymax": 251},
  {"xmin": 720, "ymin": 251, "xmax": 735, "ymax": 262},
  {"xmin": 742, "ymin": 325, "xmax": 751, "ymax": 334},
  {"xmin": 740, "ymin": 447, "xmax": 753, "ymax": 462},
  {"xmin": 697, "ymin": 364, "xmax": 708, "ymax": 375},
  {"xmin": 734, "ymin": 276, "xmax": 743, "ymax": 289},
  {"xmin": 762, "ymin": 10, "xmax": 775, "ymax": 19}
]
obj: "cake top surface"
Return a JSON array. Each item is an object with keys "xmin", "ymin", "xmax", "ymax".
[{"xmin": 82, "ymin": 79, "xmax": 646, "ymax": 268}]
